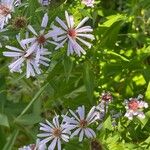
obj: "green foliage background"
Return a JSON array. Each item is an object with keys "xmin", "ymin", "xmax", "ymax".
[{"xmin": 0, "ymin": 0, "xmax": 150, "ymax": 149}]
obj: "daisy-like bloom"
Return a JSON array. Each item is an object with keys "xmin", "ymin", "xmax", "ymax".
[
  {"xmin": 63, "ymin": 105, "xmax": 97, "ymax": 142},
  {"xmin": 82, "ymin": 0, "xmax": 95, "ymax": 7},
  {"xmin": 124, "ymin": 94, "xmax": 148, "ymax": 120},
  {"xmin": 3, "ymin": 36, "xmax": 51, "ymax": 78},
  {"xmin": 38, "ymin": 0, "xmax": 50, "ymax": 6},
  {"xmin": 51, "ymin": 11, "xmax": 95, "ymax": 56},
  {"xmin": 37, "ymin": 116, "xmax": 71, "ymax": 150},
  {"xmin": 0, "ymin": 0, "xmax": 15, "ymax": 29},
  {"xmin": 21, "ymin": 13, "xmax": 54, "ymax": 57}
]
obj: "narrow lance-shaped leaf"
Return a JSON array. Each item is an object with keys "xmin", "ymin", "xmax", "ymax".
[{"xmin": 83, "ymin": 62, "xmax": 94, "ymax": 103}]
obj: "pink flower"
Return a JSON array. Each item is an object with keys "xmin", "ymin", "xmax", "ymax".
[{"xmin": 124, "ymin": 94, "xmax": 148, "ymax": 120}]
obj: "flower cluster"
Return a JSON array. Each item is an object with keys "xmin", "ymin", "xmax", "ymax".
[
  {"xmin": 1, "ymin": 0, "xmax": 149, "ymax": 149},
  {"xmin": 19, "ymin": 93, "xmax": 148, "ymax": 150},
  {"xmin": 2, "ymin": 9, "xmax": 94, "ymax": 78},
  {"xmin": 37, "ymin": 106, "xmax": 98, "ymax": 150},
  {"xmin": 3, "ymin": 32, "xmax": 51, "ymax": 78}
]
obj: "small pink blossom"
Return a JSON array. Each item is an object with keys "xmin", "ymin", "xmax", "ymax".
[{"xmin": 124, "ymin": 94, "xmax": 148, "ymax": 120}]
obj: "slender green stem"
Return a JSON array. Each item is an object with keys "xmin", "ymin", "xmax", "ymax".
[{"xmin": 16, "ymin": 82, "xmax": 49, "ymax": 119}]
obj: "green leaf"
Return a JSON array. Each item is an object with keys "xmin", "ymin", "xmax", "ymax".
[
  {"xmin": 100, "ymin": 21, "xmax": 123, "ymax": 48},
  {"xmin": 107, "ymin": 51, "xmax": 129, "ymax": 62},
  {"xmin": 65, "ymin": 139, "xmax": 90, "ymax": 150},
  {"xmin": 63, "ymin": 56, "xmax": 73, "ymax": 81},
  {"xmin": 16, "ymin": 82, "xmax": 49, "ymax": 119},
  {"xmin": 0, "ymin": 75, "xmax": 6, "ymax": 112},
  {"xmin": 28, "ymin": 0, "xmax": 40, "ymax": 24},
  {"xmin": 0, "ymin": 113, "xmax": 9, "ymax": 127},
  {"xmin": 83, "ymin": 63, "xmax": 94, "ymax": 103},
  {"xmin": 0, "ymin": 128, "xmax": 6, "ymax": 148},
  {"xmin": 2, "ymin": 130, "xmax": 19, "ymax": 150},
  {"xmin": 145, "ymin": 82, "xmax": 150, "ymax": 100},
  {"xmin": 33, "ymin": 98, "xmax": 42, "ymax": 116},
  {"xmin": 103, "ymin": 116, "xmax": 112, "ymax": 130},
  {"xmin": 64, "ymin": 86, "xmax": 86, "ymax": 99},
  {"xmin": 145, "ymin": 136, "xmax": 150, "ymax": 144},
  {"xmin": 16, "ymin": 114, "xmax": 42, "ymax": 125},
  {"xmin": 101, "ymin": 14, "xmax": 126, "ymax": 27},
  {"xmin": 139, "ymin": 111, "xmax": 150, "ymax": 128}
]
